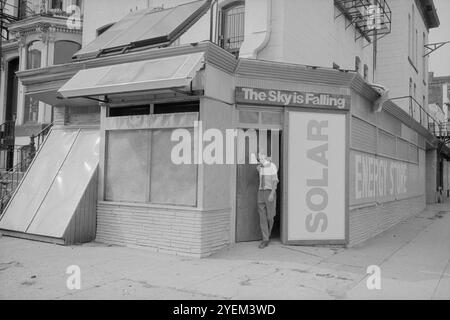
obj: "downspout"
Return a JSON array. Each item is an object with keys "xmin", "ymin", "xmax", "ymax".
[
  {"xmin": 252, "ymin": 0, "xmax": 272, "ymax": 59},
  {"xmin": 210, "ymin": 0, "xmax": 219, "ymax": 43},
  {"xmin": 240, "ymin": 0, "xmax": 272, "ymax": 59}
]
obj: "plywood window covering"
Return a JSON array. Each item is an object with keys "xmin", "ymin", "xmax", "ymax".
[
  {"xmin": 104, "ymin": 112, "xmax": 198, "ymax": 206},
  {"xmin": 397, "ymin": 138, "xmax": 410, "ymax": 162},
  {"xmin": 378, "ymin": 129, "xmax": 396, "ymax": 158},
  {"xmin": 351, "ymin": 116, "xmax": 377, "ymax": 154},
  {"xmin": 150, "ymin": 129, "xmax": 197, "ymax": 206},
  {"xmin": 105, "ymin": 130, "xmax": 150, "ymax": 203},
  {"xmin": 409, "ymin": 144, "xmax": 419, "ymax": 164}
]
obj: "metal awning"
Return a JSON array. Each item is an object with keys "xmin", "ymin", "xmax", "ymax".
[
  {"xmin": 27, "ymin": 88, "xmax": 89, "ymax": 106},
  {"xmin": 58, "ymin": 52, "xmax": 205, "ymax": 99}
]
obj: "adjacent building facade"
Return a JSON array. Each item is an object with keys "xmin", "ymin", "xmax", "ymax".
[
  {"xmin": 0, "ymin": 0, "xmax": 83, "ymax": 169},
  {"xmin": 0, "ymin": 0, "xmax": 448, "ymax": 257}
]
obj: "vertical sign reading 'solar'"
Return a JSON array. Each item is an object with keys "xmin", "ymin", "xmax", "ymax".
[{"xmin": 287, "ymin": 111, "xmax": 346, "ymax": 243}]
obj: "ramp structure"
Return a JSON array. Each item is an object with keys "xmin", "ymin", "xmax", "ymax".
[{"xmin": 0, "ymin": 128, "xmax": 99, "ymax": 244}]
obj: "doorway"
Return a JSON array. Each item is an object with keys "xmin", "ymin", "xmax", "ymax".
[
  {"xmin": 3, "ymin": 58, "xmax": 19, "ymax": 170},
  {"xmin": 236, "ymin": 129, "xmax": 282, "ymax": 242},
  {"xmin": 5, "ymin": 58, "xmax": 19, "ymax": 122}
]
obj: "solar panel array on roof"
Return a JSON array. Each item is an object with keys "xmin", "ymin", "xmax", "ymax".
[{"xmin": 74, "ymin": 0, "xmax": 211, "ymax": 60}]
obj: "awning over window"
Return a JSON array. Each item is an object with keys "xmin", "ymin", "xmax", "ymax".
[
  {"xmin": 26, "ymin": 89, "xmax": 89, "ymax": 107},
  {"xmin": 73, "ymin": 0, "xmax": 211, "ymax": 60},
  {"xmin": 58, "ymin": 52, "xmax": 205, "ymax": 99}
]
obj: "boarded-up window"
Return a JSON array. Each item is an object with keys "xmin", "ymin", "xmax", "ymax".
[
  {"xmin": 150, "ymin": 129, "xmax": 197, "ymax": 206},
  {"xmin": 104, "ymin": 113, "xmax": 198, "ymax": 206},
  {"xmin": 351, "ymin": 117, "xmax": 377, "ymax": 154},
  {"xmin": 378, "ymin": 130, "xmax": 396, "ymax": 157},
  {"xmin": 397, "ymin": 138, "xmax": 409, "ymax": 162},
  {"xmin": 409, "ymin": 144, "xmax": 419, "ymax": 163},
  {"xmin": 105, "ymin": 130, "xmax": 150, "ymax": 202}
]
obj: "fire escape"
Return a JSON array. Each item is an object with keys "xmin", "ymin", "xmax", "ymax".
[{"xmin": 334, "ymin": 0, "xmax": 392, "ymax": 43}]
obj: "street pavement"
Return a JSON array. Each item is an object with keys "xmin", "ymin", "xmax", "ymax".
[{"xmin": 0, "ymin": 203, "xmax": 449, "ymax": 300}]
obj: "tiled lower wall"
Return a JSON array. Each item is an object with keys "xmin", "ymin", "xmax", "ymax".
[
  {"xmin": 348, "ymin": 195, "xmax": 426, "ymax": 247},
  {"xmin": 96, "ymin": 202, "xmax": 230, "ymax": 257}
]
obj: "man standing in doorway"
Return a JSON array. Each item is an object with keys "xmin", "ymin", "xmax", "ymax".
[{"xmin": 256, "ymin": 152, "xmax": 279, "ymax": 249}]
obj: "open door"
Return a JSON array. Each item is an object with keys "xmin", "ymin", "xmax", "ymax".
[{"xmin": 236, "ymin": 129, "xmax": 282, "ymax": 242}]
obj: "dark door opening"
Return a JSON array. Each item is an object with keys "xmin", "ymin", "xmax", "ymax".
[
  {"xmin": 5, "ymin": 58, "xmax": 19, "ymax": 122},
  {"xmin": 3, "ymin": 58, "xmax": 19, "ymax": 170},
  {"xmin": 236, "ymin": 129, "xmax": 282, "ymax": 242}
]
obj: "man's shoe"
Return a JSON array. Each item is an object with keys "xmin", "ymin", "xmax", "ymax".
[{"xmin": 258, "ymin": 241, "xmax": 269, "ymax": 249}]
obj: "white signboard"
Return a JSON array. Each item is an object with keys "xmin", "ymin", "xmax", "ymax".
[{"xmin": 287, "ymin": 111, "xmax": 346, "ymax": 242}]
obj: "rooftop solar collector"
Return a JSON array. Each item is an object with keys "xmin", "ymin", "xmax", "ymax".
[{"xmin": 74, "ymin": 0, "xmax": 211, "ymax": 60}]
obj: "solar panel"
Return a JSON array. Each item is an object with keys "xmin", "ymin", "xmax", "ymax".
[{"xmin": 74, "ymin": 0, "xmax": 211, "ymax": 60}]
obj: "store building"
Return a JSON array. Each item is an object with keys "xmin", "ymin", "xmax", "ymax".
[{"xmin": 0, "ymin": 0, "xmax": 447, "ymax": 257}]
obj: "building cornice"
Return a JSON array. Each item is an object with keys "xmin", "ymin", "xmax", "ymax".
[
  {"xmin": 415, "ymin": 0, "xmax": 440, "ymax": 29},
  {"xmin": 7, "ymin": 15, "xmax": 82, "ymax": 37}
]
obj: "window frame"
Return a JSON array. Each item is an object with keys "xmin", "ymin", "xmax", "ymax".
[
  {"xmin": 218, "ymin": 1, "xmax": 245, "ymax": 57},
  {"xmin": 103, "ymin": 101, "xmax": 200, "ymax": 207}
]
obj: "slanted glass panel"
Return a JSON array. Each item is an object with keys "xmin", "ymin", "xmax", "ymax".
[
  {"xmin": 74, "ymin": 9, "xmax": 147, "ymax": 58},
  {"xmin": 74, "ymin": 0, "xmax": 209, "ymax": 59},
  {"xmin": 105, "ymin": 130, "xmax": 150, "ymax": 202},
  {"xmin": 150, "ymin": 129, "xmax": 197, "ymax": 206},
  {"xmin": 133, "ymin": 0, "xmax": 206, "ymax": 44},
  {"xmin": 105, "ymin": 9, "xmax": 170, "ymax": 49}
]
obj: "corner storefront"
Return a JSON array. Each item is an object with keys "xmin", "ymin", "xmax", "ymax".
[{"xmin": 6, "ymin": 42, "xmax": 434, "ymax": 257}]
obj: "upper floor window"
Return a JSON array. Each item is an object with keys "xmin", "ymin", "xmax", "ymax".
[
  {"xmin": 422, "ymin": 32, "xmax": 426, "ymax": 80},
  {"xmin": 409, "ymin": 78, "xmax": 413, "ymax": 97},
  {"xmin": 408, "ymin": 14, "xmax": 411, "ymax": 58},
  {"xmin": 53, "ymin": 40, "xmax": 81, "ymax": 65},
  {"xmin": 27, "ymin": 41, "xmax": 42, "ymax": 70},
  {"xmin": 219, "ymin": 1, "xmax": 245, "ymax": 57},
  {"xmin": 51, "ymin": 0, "xmax": 63, "ymax": 10},
  {"xmin": 415, "ymin": 29, "xmax": 418, "ymax": 66},
  {"xmin": 355, "ymin": 56, "xmax": 361, "ymax": 74},
  {"xmin": 50, "ymin": 0, "xmax": 83, "ymax": 14}
]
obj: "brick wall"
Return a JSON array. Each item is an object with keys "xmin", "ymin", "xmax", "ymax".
[
  {"xmin": 348, "ymin": 195, "xmax": 426, "ymax": 247},
  {"xmin": 96, "ymin": 202, "xmax": 230, "ymax": 257}
]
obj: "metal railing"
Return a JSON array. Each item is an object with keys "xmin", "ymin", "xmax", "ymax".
[
  {"xmin": 389, "ymin": 95, "xmax": 448, "ymax": 138},
  {"xmin": 19, "ymin": 0, "xmax": 84, "ymax": 19},
  {"xmin": 0, "ymin": 120, "xmax": 15, "ymax": 148},
  {"xmin": 0, "ymin": 122, "xmax": 53, "ymax": 214}
]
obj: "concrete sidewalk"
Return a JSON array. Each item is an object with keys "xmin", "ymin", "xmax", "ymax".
[{"xmin": 0, "ymin": 203, "xmax": 449, "ymax": 300}]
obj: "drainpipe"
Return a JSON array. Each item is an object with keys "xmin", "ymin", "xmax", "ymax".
[
  {"xmin": 253, "ymin": 0, "xmax": 272, "ymax": 59},
  {"xmin": 239, "ymin": 0, "xmax": 272, "ymax": 59}
]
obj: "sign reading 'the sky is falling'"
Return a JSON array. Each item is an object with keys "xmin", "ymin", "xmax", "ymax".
[{"xmin": 235, "ymin": 87, "xmax": 351, "ymax": 110}]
